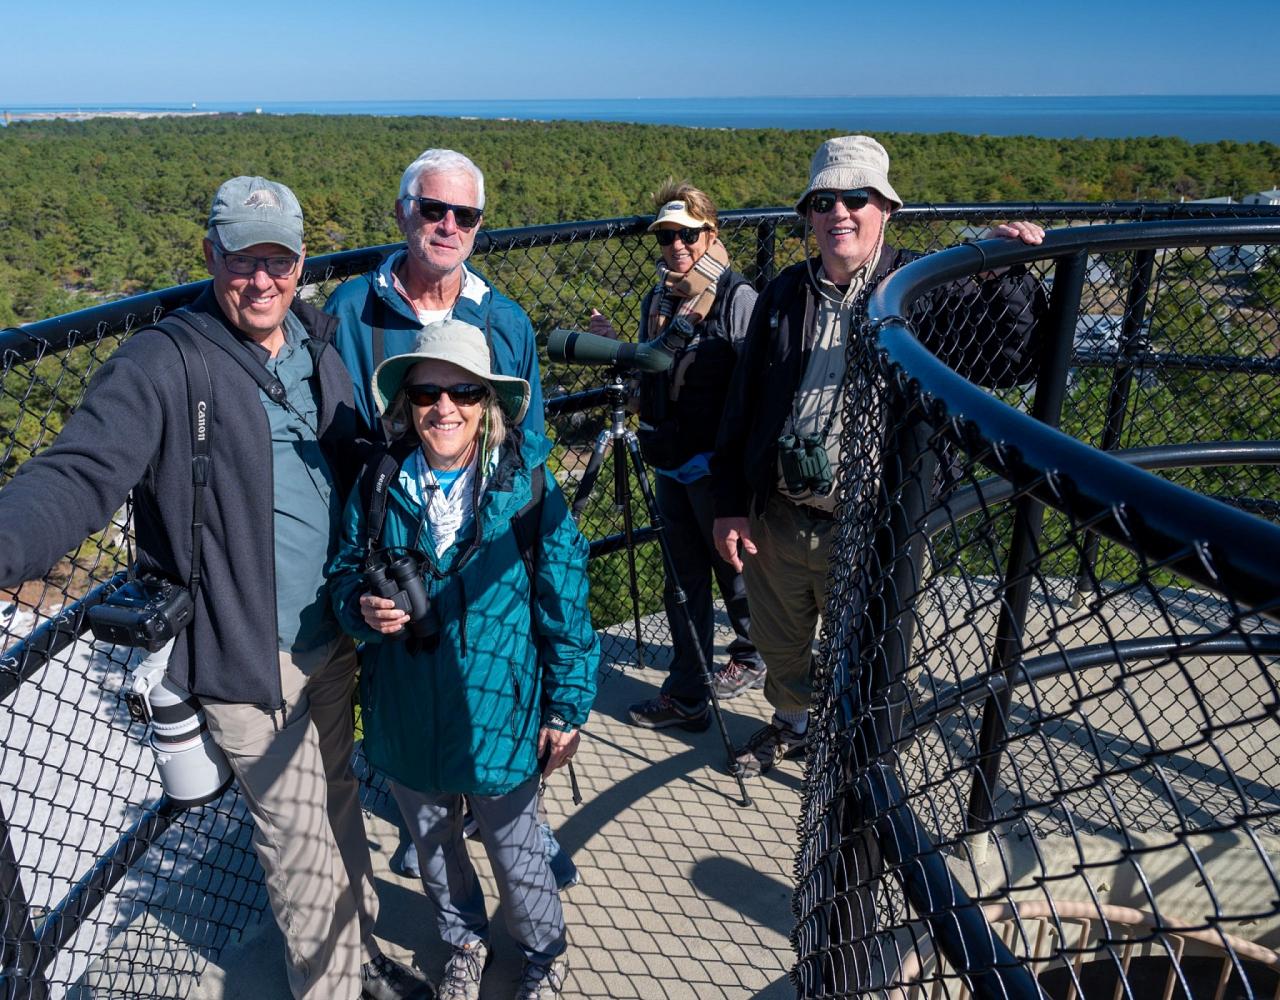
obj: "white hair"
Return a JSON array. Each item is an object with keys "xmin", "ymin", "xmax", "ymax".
[{"xmin": 398, "ymin": 149, "xmax": 486, "ymax": 208}]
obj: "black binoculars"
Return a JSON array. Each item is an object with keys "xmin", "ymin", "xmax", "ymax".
[{"xmin": 363, "ymin": 550, "xmax": 439, "ymax": 642}]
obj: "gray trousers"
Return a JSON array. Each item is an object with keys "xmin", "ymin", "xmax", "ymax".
[
  {"xmin": 391, "ymin": 775, "xmax": 565, "ymax": 964},
  {"xmin": 202, "ymin": 636, "xmax": 379, "ymax": 1000},
  {"xmin": 741, "ymin": 495, "xmax": 837, "ymax": 714}
]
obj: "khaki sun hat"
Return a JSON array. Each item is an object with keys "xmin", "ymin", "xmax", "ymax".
[
  {"xmin": 371, "ymin": 319, "xmax": 530, "ymax": 424},
  {"xmin": 646, "ymin": 199, "xmax": 711, "ymax": 232},
  {"xmin": 794, "ymin": 135, "xmax": 903, "ymax": 215}
]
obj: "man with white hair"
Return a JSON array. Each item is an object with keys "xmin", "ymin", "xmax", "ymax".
[
  {"xmin": 326, "ymin": 148, "xmax": 543, "ymax": 438},
  {"xmin": 712, "ymin": 135, "xmax": 1048, "ymax": 778}
]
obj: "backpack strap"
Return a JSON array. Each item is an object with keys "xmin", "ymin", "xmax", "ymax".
[
  {"xmin": 371, "ymin": 294, "xmax": 387, "ymax": 373},
  {"xmin": 164, "ymin": 308, "xmax": 290, "ymax": 405},
  {"xmin": 511, "ymin": 463, "xmax": 546, "ymax": 584}
]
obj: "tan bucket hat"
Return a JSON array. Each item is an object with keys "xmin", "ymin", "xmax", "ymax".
[{"xmin": 794, "ymin": 135, "xmax": 903, "ymax": 215}]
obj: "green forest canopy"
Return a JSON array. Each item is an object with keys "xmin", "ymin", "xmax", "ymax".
[{"xmin": 2, "ymin": 113, "xmax": 1279, "ymax": 325}]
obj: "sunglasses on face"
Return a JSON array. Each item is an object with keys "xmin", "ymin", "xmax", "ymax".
[
  {"xmin": 654, "ymin": 226, "xmax": 710, "ymax": 247},
  {"xmin": 408, "ymin": 197, "xmax": 483, "ymax": 229},
  {"xmin": 403, "ymin": 382, "xmax": 489, "ymax": 407},
  {"xmin": 807, "ymin": 189, "xmax": 873, "ymax": 214},
  {"xmin": 214, "ymin": 245, "xmax": 300, "ymax": 277}
]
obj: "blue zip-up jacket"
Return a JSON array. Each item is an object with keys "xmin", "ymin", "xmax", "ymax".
[
  {"xmin": 324, "ymin": 252, "xmax": 545, "ymax": 439},
  {"xmin": 329, "ymin": 431, "xmax": 598, "ymax": 796}
]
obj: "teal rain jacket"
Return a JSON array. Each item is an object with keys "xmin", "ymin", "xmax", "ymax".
[{"xmin": 330, "ymin": 431, "xmax": 598, "ymax": 797}]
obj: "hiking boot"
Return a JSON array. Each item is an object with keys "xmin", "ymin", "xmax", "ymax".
[
  {"xmin": 361, "ymin": 953, "xmax": 433, "ymax": 1000},
  {"xmin": 513, "ymin": 957, "xmax": 568, "ymax": 1000},
  {"xmin": 627, "ymin": 693, "xmax": 711, "ymax": 732},
  {"xmin": 733, "ymin": 719, "xmax": 810, "ymax": 778},
  {"xmin": 438, "ymin": 940, "xmax": 491, "ymax": 1000},
  {"xmin": 712, "ymin": 658, "xmax": 766, "ymax": 699}
]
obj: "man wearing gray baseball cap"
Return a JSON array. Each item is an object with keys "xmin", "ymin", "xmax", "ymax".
[
  {"xmin": 711, "ymin": 136, "xmax": 1049, "ymax": 777},
  {"xmin": 0, "ymin": 176, "xmax": 428, "ymax": 999}
]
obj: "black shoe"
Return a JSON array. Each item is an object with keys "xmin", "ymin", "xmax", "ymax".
[
  {"xmin": 362, "ymin": 952, "xmax": 434, "ymax": 1000},
  {"xmin": 732, "ymin": 718, "xmax": 810, "ymax": 778},
  {"xmin": 627, "ymin": 693, "xmax": 711, "ymax": 732}
]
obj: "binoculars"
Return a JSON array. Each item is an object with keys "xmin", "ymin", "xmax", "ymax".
[
  {"xmin": 363, "ymin": 550, "xmax": 439, "ymax": 642},
  {"xmin": 778, "ymin": 433, "xmax": 834, "ymax": 497}
]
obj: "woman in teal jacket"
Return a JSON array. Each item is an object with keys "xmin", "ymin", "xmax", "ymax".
[{"xmin": 329, "ymin": 319, "xmax": 597, "ymax": 999}]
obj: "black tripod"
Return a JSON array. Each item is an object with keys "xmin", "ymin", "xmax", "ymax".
[{"xmin": 570, "ymin": 372, "xmax": 751, "ymax": 807}]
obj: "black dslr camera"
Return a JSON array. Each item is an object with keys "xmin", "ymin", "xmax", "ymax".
[
  {"xmin": 363, "ymin": 550, "xmax": 439, "ymax": 642},
  {"xmin": 778, "ymin": 434, "xmax": 834, "ymax": 497},
  {"xmin": 87, "ymin": 575, "xmax": 196, "ymax": 653}
]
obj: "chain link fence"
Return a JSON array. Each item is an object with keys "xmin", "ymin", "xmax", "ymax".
[
  {"xmin": 0, "ymin": 203, "xmax": 1278, "ymax": 996},
  {"xmin": 794, "ymin": 217, "xmax": 1280, "ymax": 999}
]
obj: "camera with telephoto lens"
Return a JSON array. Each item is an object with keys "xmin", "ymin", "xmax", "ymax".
[
  {"xmin": 778, "ymin": 433, "xmax": 834, "ymax": 496},
  {"xmin": 363, "ymin": 549, "xmax": 438, "ymax": 641},
  {"xmin": 125, "ymin": 639, "xmax": 234, "ymax": 808},
  {"xmin": 87, "ymin": 574, "xmax": 195, "ymax": 653}
]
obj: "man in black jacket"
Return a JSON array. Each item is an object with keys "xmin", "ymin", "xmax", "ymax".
[
  {"xmin": 711, "ymin": 136, "xmax": 1047, "ymax": 777},
  {"xmin": 0, "ymin": 178, "xmax": 428, "ymax": 1000}
]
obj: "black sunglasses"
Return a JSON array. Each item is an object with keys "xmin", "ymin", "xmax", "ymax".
[
  {"xmin": 807, "ymin": 189, "xmax": 873, "ymax": 214},
  {"xmin": 408, "ymin": 197, "xmax": 483, "ymax": 229},
  {"xmin": 213, "ymin": 245, "xmax": 300, "ymax": 277},
  {"xmin": 403, "ymin": 382, "xmax": 489, "ymax": 407},
  {"xmin": 654, "ymin": 226, "xmax": 710, "ymax": 247}
]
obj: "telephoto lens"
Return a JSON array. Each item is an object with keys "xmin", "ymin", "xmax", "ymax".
[{"xmin": 128, "ymin": 640, "xmax": 233, "ymax": 807}]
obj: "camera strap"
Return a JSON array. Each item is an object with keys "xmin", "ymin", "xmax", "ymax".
[{"xmin": 155, "ymin": 322, "xmax": 214, "ymax": 601}]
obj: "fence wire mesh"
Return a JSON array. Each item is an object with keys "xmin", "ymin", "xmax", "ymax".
[
  {"xmin": 794, "ymin": 218, "xmax": 1280, "ymax": 1000},
  {"xmin": 0, "ymin": 204, "xmax": 1277, "ymax": 997}
]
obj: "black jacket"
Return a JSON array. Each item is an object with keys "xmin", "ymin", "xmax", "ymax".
[
  {"xmin": 712, "ymin": 246, "xmax": 1047, "ymax": 519},
  {"xmin": 0, "ymin": 289, "xmax": 365, "ymax": 707},
  {"xmin": 636, "ymin": 268, "xmax": 754, "ymax": 470}
]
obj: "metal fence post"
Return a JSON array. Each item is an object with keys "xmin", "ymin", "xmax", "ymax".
[
  {"xmin": 754, "ymin": 220, "xmax": 777, "ymax": 291},
  {"xmin": 1073, "ymin": 247, "xmax": 1158, "ymax": 603},
  {"xmin": 0, "ymin": 803, "xmax": 46, "ymax": 1000},
  {"xmin": 965, "ymin": 250, "xmax": 1088, "ymax": 832}
]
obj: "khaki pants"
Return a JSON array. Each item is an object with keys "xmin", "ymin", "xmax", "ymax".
[
  {"xmin": 202, "ymin": 636, "xmax": 378, "ymax": 1000},
  {"xmin": 742, "ymin": 495, "xmax": 837, "ymax": 714}
]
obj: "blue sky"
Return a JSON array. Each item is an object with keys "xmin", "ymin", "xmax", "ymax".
[{"xmin": 3, "ymin": 0, "xmax": 1277, "ymax": 104}]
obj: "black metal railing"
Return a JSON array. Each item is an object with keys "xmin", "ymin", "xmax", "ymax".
[
  {"xmin": 2, "ymin": 203, "xmax": 1280, "ymax": 997},
  {"xmin": 794, "ymin": 217, "xmax": 1280, "ymax": 999}
]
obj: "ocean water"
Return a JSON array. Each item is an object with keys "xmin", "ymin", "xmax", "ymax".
[{"xmin": 6, "ymin": 95, "xmax": 1279, "ymax": 144}]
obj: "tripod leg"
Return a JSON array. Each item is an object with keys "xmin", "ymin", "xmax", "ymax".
[
  {"xmin": 614, "ymin": 434, "xmax": 647, "ymax": 672},
  {"xmin": 620, "ymin": 433, "xmax": 751, "ymax": 808},
  {"xmin": 570, "ymin": 428, "xmax": 612, "ymax": 521}
]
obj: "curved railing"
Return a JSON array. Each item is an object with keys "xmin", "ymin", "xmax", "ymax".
[
  {"xmin": 794, "ymin": 217, "xmax": 1280, "ymax": 998},
  {"xmin": 2, "ymin": 203, "xmax": 1280, "ymax": 997}
]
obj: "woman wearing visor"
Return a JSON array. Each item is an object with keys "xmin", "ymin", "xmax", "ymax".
[
  {"xmin": 589, "ymin": 181, "xmax": 765, "ymax": 732},
  {"xmin": 329, "ymin": 319, "xmax": 598, "ymax": 1000}
]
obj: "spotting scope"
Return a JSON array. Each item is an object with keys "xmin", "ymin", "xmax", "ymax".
[{"xmin": 546, "ymin": 317, "xmax": 694, "ymax": 373}]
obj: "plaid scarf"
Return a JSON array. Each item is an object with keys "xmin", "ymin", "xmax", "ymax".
[{"xmin": 646, "ymin": 237, "xmax": 731, "ymax": 340}]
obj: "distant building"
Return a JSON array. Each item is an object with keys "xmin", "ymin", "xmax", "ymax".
[{"xmin": 1243, "ymin": 189, "xmax": 1280, "ymax": 206}]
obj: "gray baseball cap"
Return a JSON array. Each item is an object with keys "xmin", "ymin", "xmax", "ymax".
[{"xmin": 207, "ymin": 176, "xmax": 304, "ymax": 254}]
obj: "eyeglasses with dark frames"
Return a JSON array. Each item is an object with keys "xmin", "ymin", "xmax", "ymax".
[
  {"xmin": 654, "ymin": 226, "xmax": 710, "ymax": 247},
  {"xmin": 403, "ymin": 382, "xmax": 489, "ymax": 407},
  {"xmin": 213, "ymin": 245, "xmax": 300, "ymax": 277},
  {"xmin": 407, "ymin": 197, "xmax": 483, "ymax": 230},
  {"xmin": 806, "ymin": 189, "xmax": 873, "ymax": 214}
]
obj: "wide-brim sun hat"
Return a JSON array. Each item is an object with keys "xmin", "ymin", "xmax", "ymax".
[
  {"xmin": 371, "ymin": 319, "xmax": 530, "ymax": 424},
  {"xmin": 794, "ymin": 134, "xmax": 903, "ymax": 215}
]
